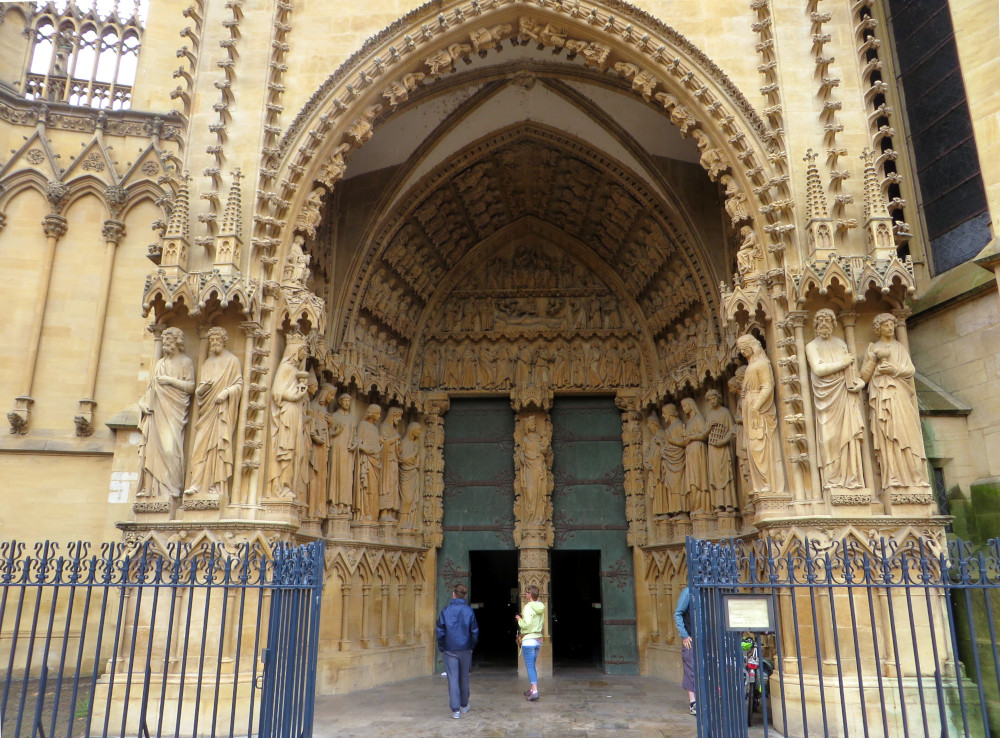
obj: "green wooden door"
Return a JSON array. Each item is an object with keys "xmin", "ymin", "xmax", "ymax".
[
  {"xmin": 550, "ymin": 396, "xmax": 638, "ymax": 675},
  {"xmin": 437, "ymin": 399, "xmax": 516, "ymax": 666}
]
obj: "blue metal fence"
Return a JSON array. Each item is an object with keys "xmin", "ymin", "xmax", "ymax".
[
  {"xmin": 0, "ymin": 538, "xmax": 324, "ymax": 738},
  {"xmin": 687, "ymin": 535, "xmax": 1000, "ymax": 738}
]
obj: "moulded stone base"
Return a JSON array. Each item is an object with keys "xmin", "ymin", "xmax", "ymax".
[
  {"xmin": 769, "ymin": 672, "xmax": 983, "ymax": 738},
  {"xmin": 91, "ymin": 671, "xmax": 259, "ymax": 738}
]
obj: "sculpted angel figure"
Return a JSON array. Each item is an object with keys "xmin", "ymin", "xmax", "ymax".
[
  {"xmin": 859, "ymin": 313, "xmax": 930, "ymax": 491},
  {"xmin": 805, "ymin": 309, "xmax": 866, "ymax": 490},
  {"xmin": 185, "ymin": 327, "xmax": 242, "ymax": 499},
  {"xmin": 138, "ymin": 327, "xmax": 195, "ymax": 499}
]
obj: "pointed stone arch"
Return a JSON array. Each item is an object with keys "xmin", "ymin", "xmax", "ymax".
[{"xmin": 260, "ymin": 0, "xmax": 788, "ymax": 285}]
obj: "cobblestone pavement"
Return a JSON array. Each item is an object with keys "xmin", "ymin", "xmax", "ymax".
[{"xmin": 312, "ymin": 667, "xmax": 774, "ymax": 737}]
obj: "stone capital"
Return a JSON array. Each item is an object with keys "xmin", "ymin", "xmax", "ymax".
[
  {"xmin": 102, "ymin": 219, "xmax": 126, "ymax": 243},
  {"xmin": 785, "ymin": 310, "xmax": 809, "ymax": 330},
  {"xmin": 42, "ymin": 214, "xmax": 67, "ymax": 239}
]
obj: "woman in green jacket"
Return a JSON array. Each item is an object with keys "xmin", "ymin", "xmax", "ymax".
[{"xmin": 515, "ymin": 584, "xmax": 546, "ymax": 701}]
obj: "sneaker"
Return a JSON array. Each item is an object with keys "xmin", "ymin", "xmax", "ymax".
[
  {"xmin": 452, "ymin": 711, "xmax": 461, "ymax": 719},
  {"xmin": 461, "ymin": 705, "xmax": 470, "ymax": 714},
  {"xmin": 689, "ymin": 701, "xmax": 697, "ymax": 716},
  {"xmin": 526, "ymin": 691, "xmax": 539, "ymax": 702}
]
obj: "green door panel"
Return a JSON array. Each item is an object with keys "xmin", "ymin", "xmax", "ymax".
[{"xmin": 551, "ymin": 396, "xmax": 638, "ymax": 675}]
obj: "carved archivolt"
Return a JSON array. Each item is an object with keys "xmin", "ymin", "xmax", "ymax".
[{"xmin": 262, "ymin": 1, "xmax": 788, "ymax": 301}]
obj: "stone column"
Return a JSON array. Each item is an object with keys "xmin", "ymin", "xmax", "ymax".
[
  {"xmin": 75, "ymin": 218, "xmax": 125, "ymax": 436},
  {"xmin": 422, "ymin": 394, "xmax": 449, "ymax": 549},
  {"xmin": 788, "ymin": 311, "xmax": 823, "ymax": 504},
  {"xmin": 230, "ymin": 321, "xmax": 261, "ymax": 508},
  {"xmin": 616, "ymin": 390, "xmax": 647, "ymax": 546},
  {"xmin": 9, "ymin": 213, "xmax": 66, "ymax": 433}
]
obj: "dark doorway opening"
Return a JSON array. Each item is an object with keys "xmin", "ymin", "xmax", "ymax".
[
  {"xmin": 551, "ymin": 550, "xmax": 602, "ymax": 669},
  {"xmin": 469, "ymin": 550, "xmax": 519, "ymax": 668}
]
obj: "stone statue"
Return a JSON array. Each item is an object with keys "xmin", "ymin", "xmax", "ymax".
[
  {"xmin": 859, "ymin": 313, "xmax": 930, "ymax": 492},
  {"xmin": 350, "ymin": 403, "xmax": 383, "ymax": 521},
  {"xmin": 184, "ymin": 326, "xmax": 242, "ymax": 499},
  {"xmin": 660, "ymin": 403, "xmax": 687, "ymax": 516},
  {"xmin": 643, "ymin": 415, "xmax": 666, "ymax": 516},
  {"xmin": 295, "ymin": 186, "xmax": 325, "ymax": 238},
  {"xmin": 329, "ymin": 393, "xmax": 356, "ymax": 516},
  {"xmin": 265, "ymin": 336, "xmax": 310, "ymax": 500},
  {"xmin": 805, "ymin": 309, "xmax": 866, "ymax": 490},
  {"xmin": 514, "ymin": 414, "xmax": 552, "ymax": 525},
  {"xmin": 282, "ymin": 235, "xmax": 311, "ymax": 288},
  {"xmin": 379, "ymin": 406, "xmax": 404, "ymax": 521},
  {"xmin": 681, "ymin": 398, "xmax": 710, "ymax": 514},
  {"xmin": 721, "ymin": 174, "xmax": 751, "ymax": 225},
  {"xmin": 727, "ymin": 368, "xmax": 752, "ymax": 507},
  {"xmin": 137, "ymin": 327, "xmax": 195, "ymax": 499},
  {"xmin": 736, "ymin": 225, "xmax": 760, "ymax": 279},
  {"xmin": 736, "ymin": 335, "xmax": 786, "ymax": 495},
  {"xmin": 307, "ymin": 382, "xmax": 336, "ymax": 518},
  {"xmin": 704, "ymin": 389, "xmax": 737, "ymax": 511},
  {"xmin": 398, "ymin": 421, "xmax": 424, "ymax": 531}
]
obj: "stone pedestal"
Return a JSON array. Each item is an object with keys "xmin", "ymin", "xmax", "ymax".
[
  {"xmin": 351, "ymin": 521, "xmax": 379, "ymax": 543},
  {"xmin": 326, "ymin": 515, "xmax": 352, "ymax": 539}
]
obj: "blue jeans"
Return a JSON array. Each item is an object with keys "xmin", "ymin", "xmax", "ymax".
[
  {"xmin": 522, "ymin": 644, "xmax": 540, "ymax": 684},
  {"xmin": 442, "ymin": 649, "xmax": 472, "ymax": 711}
]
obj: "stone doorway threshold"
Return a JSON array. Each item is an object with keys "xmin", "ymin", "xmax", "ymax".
[{"xmin": 311, "ymin": 667, "xmax": 779, "ymax": 736}]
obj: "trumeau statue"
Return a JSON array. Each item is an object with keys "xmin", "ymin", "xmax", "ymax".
[
  {"xmin": 860, "ymin": 313, "xmax": 931, "ymax": 492},
  {"xmin": 644, "ymin": 415, "xmax": 665, "ymax": 516},
  {"xmin": 351, "ymin": 403, "xmax": 383, "ymax": 521},
  {"xmin": 736, "ymin": 334, "xmax": 786, "ymax": 496},
  {"xmin": 379, "ymin": 406, "xmax": 404, "ymax": 521},
  {"xmin": 681, "ymin": 398, "xmax": 710, "ymax": 514},
  {"xmin": 138, "ymin": 327, "xmax": 195, "ymax": 499},
  {"xmin": 514, "ymin": 414, "xmax": 552, "ymax": 526},
  {"xmin": 265, "ymin": 336, "xmax": 310, "ymax": 500},
  {"xmin": 398, "ymin": 421, "xmax": 424, "ymax": 531},
  {"xmin": 660, "ymin": 403, "xmax": 687, "ymax": 517},
  {"xmin": 329, "ymin": 393, "xmax": 356, "ymax": 517},
  {"xmin": 704, "ymin": 389, "xmax": 737, "ymax": 511},
  {"xmin": 805, "ymin": 309, "xmax": 866, "ymax": 491},
  {"xmin": 184, "ymin": 327, "xmax": 242, "ymax": 499}
]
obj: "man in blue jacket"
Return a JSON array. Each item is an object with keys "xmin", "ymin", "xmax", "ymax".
[{"xmin": 436, "ymin": 583, "xmax": 479, "ymax": 719}]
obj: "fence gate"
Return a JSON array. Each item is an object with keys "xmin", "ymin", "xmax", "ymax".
[
  {"xmin": 0, "ymin": 538, "xmax": 324, "ymax": 738},
  {"xmin": 686, "ymin": 535, "xmax": 1000, "ymax": 738}
]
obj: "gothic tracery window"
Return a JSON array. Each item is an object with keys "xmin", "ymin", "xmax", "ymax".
[{"xmin": 24, "ymin": 1, "xmax": 147, "ymax": 110}]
